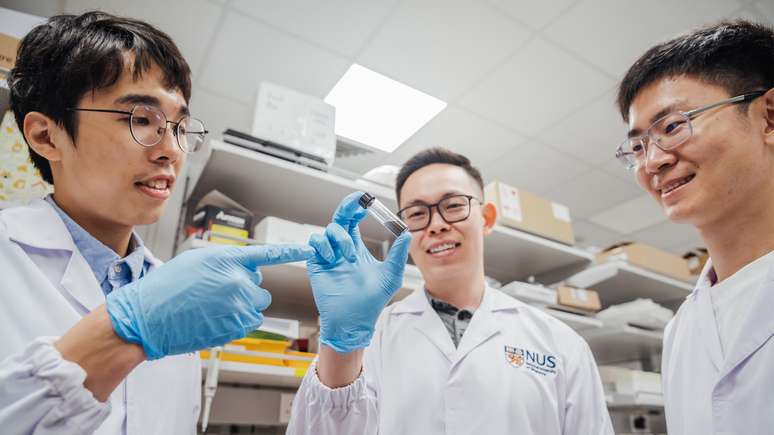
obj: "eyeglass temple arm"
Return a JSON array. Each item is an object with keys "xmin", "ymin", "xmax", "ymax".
[{"xmin": 684, "ymin": 91, "xmax": 766, "ymax": 118}]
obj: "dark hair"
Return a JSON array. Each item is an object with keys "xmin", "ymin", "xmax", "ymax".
[
  {"xmin": 8, "ymin": 11, "xmax": 192, "ymax": 184},
  {"xmin": 395, "ymin": 147, "xmax": 484, "ymax": 204},
  {"xmin": 617, "ymin": 19, "xmax": 774, "ymax": 122}
]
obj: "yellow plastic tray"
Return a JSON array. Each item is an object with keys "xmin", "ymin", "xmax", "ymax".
[{"xmin": 200, "ymin": 338, "xmax": 291, "ymax": 366}]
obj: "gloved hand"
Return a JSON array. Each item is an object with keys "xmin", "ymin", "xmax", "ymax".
[
  {"xmin": 307, "ymin": 191, "xmax": 412, "ymax": 353},
  {"xmin": 106, "ymin": 244, "xmax": 314, "ymax": 360}
]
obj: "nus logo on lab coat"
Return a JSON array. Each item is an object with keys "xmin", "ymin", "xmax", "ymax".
[{"xmin": 504, "ymin": 346, "xmax": 557, "ymax": 376}]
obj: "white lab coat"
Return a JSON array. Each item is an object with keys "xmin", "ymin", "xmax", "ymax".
[
  {"xmin": 0, "ymin": 199, "xmax": 201, "ymax": 435},
  {"xmin": 662, "ymin": 259, "xmax": 774, "ymax": 435},
  {"xmin": 287, "ymin": 286, "xmax": 613, "ymax": 435}
]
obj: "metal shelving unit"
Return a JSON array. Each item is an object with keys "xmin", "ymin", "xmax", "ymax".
[{"xmin": 564, "ymin": 260, "xmax": 694, "ymax": 307}]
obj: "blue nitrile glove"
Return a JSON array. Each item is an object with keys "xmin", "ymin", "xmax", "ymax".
[
  {"xmin": 106, "ymin": 244, "xmax": 314, "ymax": 360},
  {"xmin": 307, "ymin": 191, "xmax": 412, "ymax": 353}
]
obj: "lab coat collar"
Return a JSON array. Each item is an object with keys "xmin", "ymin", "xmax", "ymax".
[
  {"xmin": 3, "ymin": 198, "xmax": 77, "ymax": 251},
  {"xmin": 692, "ymin": 262, "xmax": 725, "ymax": 372},
  {"xmin": 3, "ymin": 199, "xmax": 162, "ymax": 312},
  {"xmin": 391, "ymin": 284, "xmax": 521, "ymax": 315},
  {"xmin": 719, "ymin": 259, "xmax": 774, "ymax": 378},
  {"xmin": 391, "ymin": 286, "xmax": 520, "ymax": 365},
  {"xmin": 453, "ymin": 288, "xmax": 519, "ymax": 368}
]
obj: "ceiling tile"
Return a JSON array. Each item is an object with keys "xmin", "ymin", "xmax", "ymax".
[
  {"xmin": 629, "ymin": 221, "xmax": 703, "ymax": 253},
  {"xmin": 486, "ymin": 0, "xmax": 578, "ymax": 29},
  {"xmin": 544, "ymin": 0, "xmax": 744, "ymax": 77},
  {"xmin": 2, "ymin": 1, "xmax": 62, "ymax": 17},
  {"xmin": 64, "ymin": 0, "xmax": 223, "ymax": 77},
  {"xmin": 735, "ymin": 1, "xmax": 774, "ymax": 25},
  {"xmin": 383, "ymin": 106, "xmax": 528, "ymax": 169},
  {"xmin": 543, "ymin": 170, "xmax": 642, "ymax": 219},
  {"xmin": 357, "ymin": 0, "xmax": 532, "ymax": 101},
  {"xmin": 189, "ymin": 86, "xmax": 252, "ymax": 139},
  {"xmin": 333, "ymin": 148, "xmax": 390, "ymax": 176},
  {"xmin": 589, "ymin": 194, "xmax": 666, "ymax": 234},
  {"xmin": 538, "ymin": 87, "xmax": 628, "ymax": 165},
  {"xmin": 199, "ymin": 11, "xmax": 351, "ymax": 104},
  {"xmin": 459, "ymin": 37, "xmax": 614, "ymax": 136},
  {"xmin": 230, "ymin": 0, "xmax": 398, "ymax": 57},
  {"xmin": 481, "ymin": 141, "xmax": 591, "ymax": 194},
  {"xmin": 572, "ymin": 219, "xmax": 623, "ymax": 250}
]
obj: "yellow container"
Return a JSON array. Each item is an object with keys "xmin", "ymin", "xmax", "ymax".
[
  {"xmin": 200, "ymin": 338, "xmax": 292, "ymax": 367},
  {"xmin": 284, "ymin": 350, "xmax": 316, "ymax": 369},
  {"xmin": 284, "ymin": 350, "xmax": 316, "ymax": 378}
]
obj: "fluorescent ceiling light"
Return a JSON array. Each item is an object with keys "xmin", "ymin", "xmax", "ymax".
[{"xmin": 325, "ymin": 64, "xmax": 447, "ymax": 153}]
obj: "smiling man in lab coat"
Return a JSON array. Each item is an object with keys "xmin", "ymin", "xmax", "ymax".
[
  {"xmin": 0, "ymin": 11, "xmax": 314, "ymax": 434},
  {"xmin": 614, "ymin": 20, "xmax": 774, "ymax": 435},
  {"xmin": 287, "ymin": 148, "xmax": 613, "ymax": 434}
]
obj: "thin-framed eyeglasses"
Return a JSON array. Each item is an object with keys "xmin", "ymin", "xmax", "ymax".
[
  {"xmin": 67, "ymin": 104, "xmax": 209, "ymax": 153},
  {"xmin": 616, "ymin": 91, "xmax": 767, "ymax": 171},
  {"xmin": 397, "ymin": 194, "xmax": 482, "ymax": 232}
]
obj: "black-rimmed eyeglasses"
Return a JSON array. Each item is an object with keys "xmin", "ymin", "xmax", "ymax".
[
  {"xmin": 67, "ymin": 105, "xmax": 208, "ymax": 153},
  {"xmin": 397, "ymin": 194, "xmax": 481, "ymax": 232}
]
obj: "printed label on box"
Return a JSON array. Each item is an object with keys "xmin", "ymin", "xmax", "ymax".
[
  {"xmin": 498, "ymin": 184, "xmax": 523, "ymax": 222},
  {"xmin": 551, "ymin": 202, "xmax": 571, "ymax": 223},
  {"xmin": 571, "ymin": 288, "xmax": 589, "ymax": 301}
]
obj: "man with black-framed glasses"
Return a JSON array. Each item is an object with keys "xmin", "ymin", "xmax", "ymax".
[
  {"xmin": 616, "ymin": 20, "xmax": 774, "ymax": 435},
  {"xmin": 0, "ymin": 11, "xmax": 313, "ymax": 434},
  {"xmin": 287, "ymin": 147, "xmax": 613, "ymax": 435}
]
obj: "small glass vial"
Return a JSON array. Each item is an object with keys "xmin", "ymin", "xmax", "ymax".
[{"xmin": 358, "ymin": 192, "xmax": 408, "ymax": 237}]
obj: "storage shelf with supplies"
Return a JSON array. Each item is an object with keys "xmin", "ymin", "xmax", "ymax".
[
  {"xmin": 563, "ymin": 260, "xmax": 694, "ymax": 307},
  {"xmin": 606, "ymin": 393, "xmax": 664, "ymax": 411},
  {"xmin": 542, "ymin": 307, "xmax": 603, "ymax": 332},
  {"xmin": 183, "ymin": 139, "xmax": 593, "ymax": 284},
  {"xmin": 201, "ymin": 359, "xmax": 305, "ymax": 389},
  {"xmin": 581, "ymin": 324, "xmax": 663, "ymax": 365}
]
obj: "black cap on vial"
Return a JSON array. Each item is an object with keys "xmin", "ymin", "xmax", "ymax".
[{"xmin": 358, "ymin": 192, "xmax": 376, "ymax": 209}]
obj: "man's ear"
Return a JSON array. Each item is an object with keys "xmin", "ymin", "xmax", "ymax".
[
  {"xmin": 763, "ymin": 88, "xmax": 774, "ymax": 143},
  {"xmin": 481, "ymin": 201, "xmax": 497, "ymax": 236},
  {"xmin": 23, "ymin": 112, "xmax": 70, "ymax": 163}
]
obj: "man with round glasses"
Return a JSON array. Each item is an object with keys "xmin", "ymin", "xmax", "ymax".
[
  {"xmin": 0, "ymin": 11, "xmax": 313, "ymax": 434},
  {"xmin": 615, "ymin": 20, "xmax": 774, "ymax": 434},
  {"xmin": 287, "ymin": 148, "xmax": 613, "ymax": 434}
]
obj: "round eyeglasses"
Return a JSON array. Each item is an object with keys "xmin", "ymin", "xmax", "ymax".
[
  {"xmin": 397, "ymin": 194, "xmax": 481, "ymax": 232},
  {"xmin": 615, "ymin": 91, "xmax": 766, "ymax": 171},
  {"xmin": 68, "ymin": 105, "xmax": 209, "ymax": 153}
]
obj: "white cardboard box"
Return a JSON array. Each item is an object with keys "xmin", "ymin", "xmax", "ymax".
[{"xmin": 253, "ymin": 216, "xmax": 324, "ymax": 246}]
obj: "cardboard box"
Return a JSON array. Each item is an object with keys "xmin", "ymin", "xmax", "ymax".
[
  {"xmin": 598, "ymin": 242, "xmax": 694, "ymax": 282},
  {"xmin": 556, "ymin": 285, "xmax": 601, "ymax": 313},
  {"xmin": 484, "ymin": 181, "xmax": 575, "ymax": 245},
  {"xmin": 191, "ymin": 205, "xmax": 253, "ymax": 245},
  {"xmin": 0, "ymin": 32, "xmax": 18, "ymax": 71},
  {"xmin": 0, "ymin": 8, "xmax": 46, "ymax": 70},
  {"xmin": 682, "ymin": 248, "xmax": 709, "ymax": 275},
  {"xmin": 253, "ymin": 216, "xmax": 324, "ymax": 246},
  {"xmin": 187, "ymin": 190, "xmax": 254, "ymax": 245}
]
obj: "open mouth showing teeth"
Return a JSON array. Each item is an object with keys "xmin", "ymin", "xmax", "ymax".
[
  {"xmin": 661, "ymin": 175, "xmax": 695, "ymax": 195},
  {"xmin": 427, "ymin": 242, "xmax": 461, "ymax": 254},
  {"xmin": 136, "ymin": 179, "xmax": 170, "ymax": 191}
]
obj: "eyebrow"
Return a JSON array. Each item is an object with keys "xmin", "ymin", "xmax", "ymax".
[
  {"xmin": 113, "ymin": 93, "xmax": 190, "ymax": 117},
  {"xmin": 627, "ymin": 102, "xmax": 684, "ymax": 138},
  {"xmin": 404, "ymin": 190, "xmax": 467, "ymax": 207}
]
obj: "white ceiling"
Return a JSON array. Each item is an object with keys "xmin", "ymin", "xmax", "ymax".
[{"xmin": 5, "ymin": 0, "xmax": 769, "ymax": 255}]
